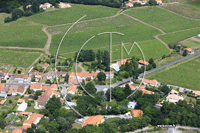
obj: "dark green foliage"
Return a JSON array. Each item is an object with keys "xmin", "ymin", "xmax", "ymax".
[
  {"xmin": 45, "ymin": 95, "xmax": 61, "ymax": 115},
  {"xmin": 182, "ymin": 50, "xmax": 188, "ymax": 56},
  {"xmin": 148, "ymin": 0, "xmax": 157, "ymax": 5},
  {"xmin": 75, "ymin": 49, "xmax": 95, "ymax": 62},
  {"xmin": 27, "ymin": 128, "xmax": 34, "ymax": 133},
  {"xmin": 84, "ymin": 82, "xmax": 96, "ymax": 94},
  {"xmin": 65, "ymin": 74, "xmax": 69, "ymax": 82},
  {"xmin": 31, "ymin": 75, "xmax": 35, "ymax": 82},
  {"xmin": 9, "ymin": 99, "xmax": 12, "ymax": 104},
  {"xmin": 31, "ymin": 123, "xmax": 36, "ymax": 129},
  {"xmin": 0, "ymin": 118, "xmax": 7, "ymax": 129},
  {"xmin": 66, "ymin": 93, "xmax": 72, "ymax": 101},
  {"xmin": 97, "ymin": 72, "xmax": 106, "ymax": 81}
]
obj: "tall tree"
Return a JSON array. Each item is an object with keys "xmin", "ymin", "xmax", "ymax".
[
  {"xmin": 97, "ymin": 72, "xmax": 106, "ymax": 81},
  {"xmin": 102, "ymin": 50, "xmax": 110, "ymax": 66},
  {"xmin": 85, "ymin": 82, "xmax": 96, "ymax": 94},
  {"xmin": 45, "ymin": 95, "xmax": 61, "ymax": 115},
  {"xmin": 96, "ymin": 49, "xmax": 102, "ymax": 63}
]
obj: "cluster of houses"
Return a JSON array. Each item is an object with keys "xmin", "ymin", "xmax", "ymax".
[
  {"xmin": 26, "ymin": 2, "xmax": 71, "ymax": 10},
  {"xmin": 126, "ymin": 0, "xmax": 162, "ymax": 7},
  {"xmin": 110, "ymin": 59, "xmax": 149, "ymax": 72}
]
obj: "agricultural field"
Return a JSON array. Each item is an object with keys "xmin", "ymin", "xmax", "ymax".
[
  {"xmin": 124, "ymin": 6, "xmax": 200, "ymax": 33},
  {"xmin": 0, "ymin": 13, "xmax": 11, "ymax": 25},
  {"xmin": 26, "ymin": 4, "xmax": 120, "ymax": 26},
  {"xmin": 180, "ymin": 37, "xmax": 200, "ymax": 48},
  {"xmin": 0, "ymin": 18, "xmax": 47, "ymax": 48},
  {"xmin": 48, "ymin": 14, "xmax": 162, "ymax": 54},
  {"xmin": 61, "ymin": 39, "xmax": 170, "ymax": 61},
  {"xmin": 158, "ymin": 27, "xmax": 200, "ymax": 45},
  {"xmin": 0, "ymin": 49, "xmax": 41, "ymax": 68},
  {"xmin": 146, "ymin": 55, "xmax": 200, "ymax": 90},
  {"xmin": 160, "ymin": 2, "xmax": 200, "ymax": 19}
]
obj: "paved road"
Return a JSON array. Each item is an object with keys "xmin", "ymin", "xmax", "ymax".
[
  {"xmin": 175, "ymin": 126, "xmax": 200, "ymax": 131},
  {"xmin": 139, "ymin": 51, "xmax": 200, "ymax": 76}
]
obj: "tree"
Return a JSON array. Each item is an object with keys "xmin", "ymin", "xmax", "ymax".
[
  {"xmin": 148, "ymin": 58, "xmax": 154, "ymax": 64},
  {"xmin": 96, "ymin": 49, "xmax": 102, "ymax": 63},
  {"xmin": 31, "ymin": 123, "xmax": 36, "ymax": 129},
  {"xmin": 26, "ymin": 128, "xmax": 34, "ymax": 133},
  {"xmin": 124, "ymin": 84, "xmax": 131, "ymax": 98},
  {"xmin": 32, "ymin": 2, "xmax": 40, "ymax": 13},
  {"xmin": 66, "ymin": 93, "xmax": 72, "ymax": 101},
  {"xmin": 28, "ymin": 101, "xmax": 31, "ymax": 106},
  {"xmin": 148, "ymin": 0, "xmax": 157, "ymax": 5},
  {"xmin": 45, "ymin": 79, "xmax": 51, "ymax": 84},
  {"xmin": 33, "ymin": 95, "xmax": 38, "ymax": 100},
  {"xmin": 31, "ymin": 75, "xmax": 35, "ymax": 82},
  {"xmin": 48, "ymin": 121, "xmax": 59, "ymax": 133},
  {"xmin": 12, "ymin": 9, "xmax": 24, "ymax": 20},
  {"xmin": 39, "ymin": 67, "xmax": 43, "ymax": 72},
  {"xmin": 35, "ymin": 125, "xmax": 46, "ymax": 133},
  {"xmin": 85, "ymin": 82, "xmax": 96, "ymax": 94},
  {"xmin": 152, "ymin": 62, "xmax": 156, "ymax": 68},
  {"xmin": 0, "ymin": 118, "xmax": 7, "ymax": 129},
  {"xmin": 97, "ymin": 72, "xmax": 106, "ymax": 81},
  {"xmin": 9, "ymin": 99, "xmax": 12, "ymax": 104},
  {"xmin": 65, "ymin": 74, "xmax": 69, "ymax": 83},
  {"xmin": 36, "ymin": 91, "xmax": 42, "ymax": 96},
  {"xmin": 182, "ymin": 50, "xmax": 188, "ymax": 56},
  {"xmin": 18, "ymin": 114, "xmax": 23, "ymax": 120},
  {"xmin": 45, "ymin": 95, "xmax": 61, "ymax": 115},
  {"xmin": 102, "ymin": 50, "xmax": 110, "ymax": 66},
  {"xmin": 57, "ymin": 117, "xmax": 73, "ymax": 132}
]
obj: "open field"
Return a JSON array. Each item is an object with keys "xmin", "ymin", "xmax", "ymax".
[
  {"xmin": 181, "ymin": 38, "xmax": 200, "ymax": 48},
  {"xmin": 0, "ymin": 49, "xmax": 41, "ymax": 67},
  {"xmin": 158, "ymin": 27, "xmax": 200, "ymax": 45},
  {"xmin": 61, "ymin": 39, "xmax": 170, "ymax": 61},
  {"xmin": 26, "ymin": 4, "xmax": 120, "ymax": 26},
  {"xmin": 125, "ymin": 6, "xmax": 200, "ymax": 33},
  {"xmin": 0, "ymin": 13, "xmax": 11, "ymax": 25},
  {"xmin": 146, "ymin": 55, "xmax": 200, "ymax": 90},
  {"xmin": 160, "ymin": 2, "xmax": 200, "ymax": 19},
  {"xmin": 48, "ymin": 14, "xmax": 162, "ymax": 54},
  {"xmin": 0, "ymin": 18, "xmax": 47, "ymax": 48}
]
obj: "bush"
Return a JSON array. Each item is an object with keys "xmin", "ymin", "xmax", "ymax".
[
  {"xmin": 9, "ymin": 100, "xmax": 12, "ymax": 104},
  {"xmin": 4, "ymin": 17, "xmax": 12, "ymax": 23},
  {"xmin": 162, "ymin": 55, "xmax": 165, "ymax": 59}
]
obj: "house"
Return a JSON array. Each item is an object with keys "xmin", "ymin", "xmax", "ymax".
[
  {"xmin": 67, "ymin": 84, "xmax": 77, "ymax": 95},
  {"xmin": 16, "ymin": 85, "xmax": 26, "ymax": 95},
  {"xmin": 155, "ymin": 0, "xmax": 162, "ymax": 4},
  {"xmin": 128, "ymin": 100, "xmax": 137, "ymax": 109},
  {"xmin": 37, "ymin": 89, "xmax": 60, "ymax": 108},
  {"xmin": 0, "ymin": 99, "xmax": 6, "ymax": 105},
  {"xmin": 137, "ymin": 85, "xmax": 146, "ymax": 91},
  {"xmin": 42, "ymin": 63, "xmax": 49, "ymax": 71},
  {"xmin": 17, "ymin": 101, "xmax": 27, "ymax": 111},
  {"xmin": 183, "ymin": 48, "xmax": 194, "ymax": 54},
  {"xmin": 68, "ymin": 77, "xmax": 74, "ymax": 84},
  {"xmin": 30, "ymin": 72, "xmax": 43, "ymax": 78},
  {"xmin": 47, "ymin": 71, "xmax": 56, "ymax": 80},
  {"xmin": 142, "ymin": 79, "xmax": 160, "ymax": 87},
  {"xmin": 17, "ymin": 99, "xmax": 25, "ymax": 105},
  {"xmin": 21, "ymin": 111, "xmax": 30, "ymax": 117},
  {"xmin": 51, "ymin": 84, "xmax": 57, "ymax": 90},
  {"xmin": 7, "ymin": 85, "xmax": 18, "ymax": 96},
  {"xmin": 131, "ymin": 110, "xmax": 143, "ymax": 117},
  {"xmin": 30, "ymin": 84, "xmax": 42, "ymax": 92},
  {"xmin": 12, "ymin": 128, "xmax": 23, "ymax": 133},
  {"xmin": 138, "ymin": 60, "xmax": 149, "ymax": 68},
  {"xmin": 39, "ymin": 3, "xmax": 53, "ymax": 10},
  {"xmin": 165, "ymin": 89, "xmax": 184, "ymax": 103},
  {"xmin": 110, "ymin": 59, "xmax": 130, "ymax": 72},
  {"xmin": 137, "ymin": 85, "xmax": 154, "ymax": 94},
  {"xmin": 82, "ymin": 115, "xmax": 104, "ymax": 127},
  {"xmin": 26, "ymin": 4, "xmax": 32, "ymax": 8},
  {"xmin": 126, "ymin": 2, "xmax": 133, "ymax": 7},
  {"xmin": 121, "ymin": 83, "xmax": 136, "ymax": 90},
  {"xmin": 22, "ymin": 113, "xmax": 43, "ymax": 130},
  {"xmin": 59, "ymin": 2, "xmax": 71, "ymax": 8},
  {"xmin": 192, "ymin": 90, "xmax": 200, "ymax": 97},
  {"xmin": 14, "ymin": 75, "xmax": 25, "ymax": 82},
  {"xmin": 104, "ymin": 72, "xmax": 114, "ymax": 79},
  {"xmin": 57, "ymin": 71, "xmax": 68, "ymax": 77},
  {"xmin": 42, "ymin": 86, "xmax": 51, "ymax": 92}
]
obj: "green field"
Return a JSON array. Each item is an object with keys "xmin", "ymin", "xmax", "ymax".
[
  {"xmin": 48, "ymin": 14, "xmax": 162, "ymax": 54},
  {"xmin": 0, "ymin": 49, "xmax": 41, "ymax": 67},
  {"xmin": 0, "ymin": 18, "xmax": 47, "ymax": 48},
  {"xmin": 160, "ymin": 2, "xmax": 200, "ymax": 19},
  {"xmin": 181, "ymin": 39, "xmax": 200, "ymax": 48},
  {"xmin": 0, "ymin": 13, "xmax": 11, "ymax": 25},
  {"xmin": 146, "ymin": 55, "xmax": 200, "ymax": 90},
  {"xmin": 125, "ymin": 6, "xmax": 200, "ymax": 33},
  {"xmin": 61, "ymin": 39, "xmax": 170, "ymax": 61},
  {"xmin": 158, "ymin": 27, "xmax": 200, "ymax": 45},
  {"xmin": 27, "ymin": 4, "xmax": 120, "ymax": 26}
]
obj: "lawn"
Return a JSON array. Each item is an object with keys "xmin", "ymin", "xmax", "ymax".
[
  {"xmin": 158, "ymin": 27, "xmax": 200, "ymax": 45},
  {"xmin": 48, "ymin": 14, "xmax": 162, "ymax": 54},
  {"xmin": 181, "ymin": 39, "xmax": 200, "ymax": 48},
  {"xmin": 0, "ymin": 18, "xmax": 47, "ymax": 48},
  {"xmin": 104, "ymin": 117, "xmax": 121, "ymax": 123},
  {"xmin": 124, "ymin": 6, "xmax": 200, "ymax": 33},
  {"xmin": 72, "ymin": 123, "xmax": 82, "ymax": 129},
  {"xmin": 0, "ymin": 13, "xmax": 11, "ymax": 25},
  {"xmin": 26, "ymin": 4, "xmax": 120, "ymax": 26},
  {"xmin": 160, "ymin": 3, "xmax": 200, "ymax": 19},
  {"xmin": 0, "ymin": 49, "xmax": 41, "ymax": 67},
  {"xmin": 184, "ymin": 97, "xmax": 196, "ymax": 104},
  {"xmin": 146, "ymin": 55, "xmax": 200, "ymax": 90},
  {"xmin": 25, "ymin": 101, "xmax": 40, "ymax": 113},
  {"xmin": 61, "ymin": 39, "xmax": 170, "ymax": 61}
]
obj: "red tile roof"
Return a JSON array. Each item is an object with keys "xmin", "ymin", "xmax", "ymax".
[
  {"xmin": 23, "ymin": 113, "xmax": 43, "ymax": 129},
  {"xmin": 131, "ymin": 110, "xmax": 143, "ymax": 117},
  {"xmin": 12, "ymin": 129, "xmax": 22, "ymax": 133},
  {"xmin": 142, "ymin": 79, "xmax": 157, "ymax": 86},
  {"xmin": 30, "ymin": 84, "xmax": 42, "ymax": 90},
  {"xmin": 138, "ymin": 60, "xmax": 149, "ymax": 65},
  {"xmin": 184, "ymin": 48, "xmax": 193, "ymax": 52},
  {"xmin": 67, "ymin": 84, "xmax": 77, "ymax": 93},
  {"xmin": 83, "ymin": 115, "xmax": 103, "ymax": 126}
]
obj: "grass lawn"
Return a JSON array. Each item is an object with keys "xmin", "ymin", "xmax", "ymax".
[
  {"xmin": 70, "ymin": 66, "xmax": 82, "ymax": 72},
  {"xmin": 184, "ymin": 97, "xmax": 196, "ymax": 104},
  {"xmin": 0, "ymin": 18, "xmax": 47, "ymax": 48},
  {"xmin": 27, "ymin": 4, "xmax": 120, "ymax": 26},
  {"xmin": 160, "ymin": 3, "xmax": 200, "ymax": 19},
  {"xmin": 48, "ymin": 14, "xmax": 162, "ymax": 54},
  {"xmin": 0, "ymin": 13, "xmax": 11, "ymax": 25},
  {"xmin": 181, "ymin": 39, "xmax": 200, "ymax": 48},
  {"xmin": 72, "ymin": 123, "xmax": 82, "ymax": 129},
  {"xmin": 0, "ymin": 49, "xmax": 41, "ymax": 68},
  {"xmin": 125, "ymin": 6, "xmax": 200, "ymax": 33},
  {"xmin": 25, "ymin": 101, "xmax": 40, "ymax": 113},
  {"xmin": 146, "ymin": 55, "xmax": 200, "ymax": 90},
  {"xmin": 61, "ymin": 39, "xmax": 170, "ymax": 61},
  {"xmin": 158, "ymin": 27, "xmax": 200, "ymax": 45}
]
